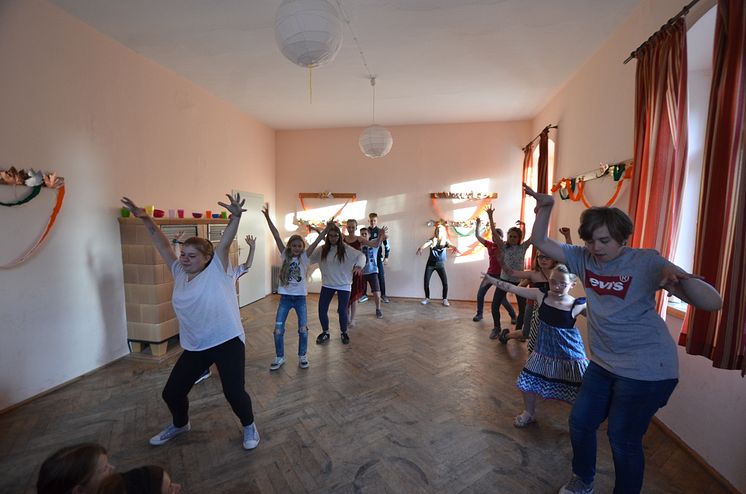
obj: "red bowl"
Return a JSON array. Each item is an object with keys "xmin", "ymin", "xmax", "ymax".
[
  {"xmin": 153, "ymin": 209, "xmax": 165, "ymax": 218},
  {"xmin": 191, "ymin": 212, "xmax": 203, "ymax": 219}
]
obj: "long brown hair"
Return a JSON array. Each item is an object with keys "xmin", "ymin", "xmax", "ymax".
[
  {"xmin": 279, "ymin": 234, "xmax": 306, "ymax": 286},
  {"xmin": 37, "ymin": 443, "xmax": 107, "ymax": 494},
  {"xmin": 321, "ymin": 224, "xmax": 346, "ymax": 262}
]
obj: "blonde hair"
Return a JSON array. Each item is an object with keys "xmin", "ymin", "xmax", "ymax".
[
  {"xmin": 553, "ymin": 263, "xmax": 578, "ymax": 282},
  {"xmin": 279, "ymin": 235, "xmax": 305, "ymax": 287}
]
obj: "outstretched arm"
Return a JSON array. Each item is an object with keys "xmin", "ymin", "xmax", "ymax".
[
  {"xmin": 474, "ymin": 217, "xmax": 489, "ymax": 246},
  {"xmin": 660, "ymin": 261, "xmax": 722, "ymax": 311},
  {"xmin": 360, "ymin": 226, "xmax": 388, "ymax": 247},
  {"xmin": 482, "ymin": 273, "xmax": 542, "ymax": 303},
  {"xmin": 216, "ymin": 193, "xmax": 246, "ymax": 271},
  {"xmin": 121, "ymin": 197, "xmax": 176, "ymax": 266},
  {"xmin": 262, "ymin": 203, "xmax": 286, "ymax": 255},
  {"xmin": 486, "ymin": 206, "xmax": 504, "ymax": 247},
  {"xmin": 523, "ymin": 184, "xmax": 565, "ymax": 262},
  {"xmin": 242, "ymin": 235, "xmax": 256, "ymax": 270},
  {"xmin": 306, "ymin": 220, "xmax": 332, "ymax": 257},
  {"xmin": 416, "ymin": 238, "xmax": 433, "ymax": 255}
]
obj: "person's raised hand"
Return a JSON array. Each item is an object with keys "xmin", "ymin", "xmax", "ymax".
[
  {"xmin": 219, "ymin": 193, "xmax": 246, "ymax": 217},
  {"xmin": 245, "ymin": 234, "xmax": 256, "ymax": 248},
  {"xmin": 261, "ymin": 202, "xmax": 269, "ymax": 216},
  {"xmin": 121, "ymin": 197, "xmax": 146, "ymax": 218},
  {"xmin": 523, "ymin": 183, "xmax": 554, "ymax": 208}
]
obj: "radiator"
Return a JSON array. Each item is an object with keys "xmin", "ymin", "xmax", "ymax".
[{"xmin": 271, "ymin": 265, "xmax": 281, "ymax": 293}]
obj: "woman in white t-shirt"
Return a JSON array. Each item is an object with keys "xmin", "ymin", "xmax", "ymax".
[
  {"xmin": 121, "ymin": 194, "xmax": 260, "ymax": 452},
  {"xmin": 309, "ymin": 223, "xmax": 366, "ymax": 345},
  {"xmin": 262, "ymin": 204, "xmax": 330, "ymax": 371}
]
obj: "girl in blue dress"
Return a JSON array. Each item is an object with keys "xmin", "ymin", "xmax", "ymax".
[{"xmin": 484, "ymin": 264, "xmax": 588, "ymax": 428}]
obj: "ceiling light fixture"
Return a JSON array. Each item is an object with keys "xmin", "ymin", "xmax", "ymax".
[
  {"xmin": 359, "ymin": 77, "xmax": 393, "ymax": 159},
  {"xmin": 274, "ymin": 0, "xmax": 343, "ymax": 69}
]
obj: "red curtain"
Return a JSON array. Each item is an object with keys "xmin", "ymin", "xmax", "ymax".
[
  {"xmin": 537, "ymin": 128, "xmax": 549, "ymax": 194},
  {"xmin": 628, "ymin": 18, "xmax": 688, "ymax": 315},
  {"xmin": 682, "ymin": 0, "xmax": 746, "ymax": 374}
]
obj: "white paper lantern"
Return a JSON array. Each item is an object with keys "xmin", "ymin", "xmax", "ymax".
[
  {"xmin": 274, "ymin": 0, "xmax": 343, "ymax": 68},
  {"xmin": 359, "ymin": 125, "xmax": 393, "ymax": 158}
]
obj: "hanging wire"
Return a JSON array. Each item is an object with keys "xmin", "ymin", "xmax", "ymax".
[
  {"xmin": 370, "ymin": 77, "xmax": 376, "ymax": 123},
  {"xmin": 335, "ymin": 0, "xmax": 375, "ymax": 79}
]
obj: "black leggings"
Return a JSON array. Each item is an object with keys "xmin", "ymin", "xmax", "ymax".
[
  {"xmin": 492, "ymin": 280, "xmax": 527, "ymax": 329},
  {"xmin": 424, "ymin": 262, "xmax": 448, "ymax": 299},
  {"xmin": 163, "ymin": 336, "xmax": 254, "ymax": 427}
]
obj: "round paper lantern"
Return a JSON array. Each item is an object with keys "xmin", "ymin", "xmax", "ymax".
[
  {"xmin": 274, "ymin": 0, "xmax": 343, "ymax": 68},
  {"xmin": 359, "ymin": 125, "xmax": 393, "ymax": 158}
]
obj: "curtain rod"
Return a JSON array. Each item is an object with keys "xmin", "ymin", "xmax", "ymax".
[
  {"xmin": 623, "ymin": 0, "xmax": 701, "ymax": 64},
  {"xmin": 522, "ymin": 124, "xmax": 558, "ymax": 151}
]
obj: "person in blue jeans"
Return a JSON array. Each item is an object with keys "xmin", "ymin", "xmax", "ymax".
[
  {"xmin": 262, "ymin": 204, "xmax": 330, "ymax": 370},
  {"xmin": 523, "ymin": 184, "xmax": 722, "ymax": 494}
]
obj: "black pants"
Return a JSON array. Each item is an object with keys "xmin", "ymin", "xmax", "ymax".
[
  {"xmin": 491, "ymin": 280, "xmax": 527, "ymax": 329},
  {"xmin": 163, "ymin": 336, "xmax": 254, "ymax": 427},
  {"xmin": 424, "ymin": 262, "xmax": 448, "ymax": 299}
]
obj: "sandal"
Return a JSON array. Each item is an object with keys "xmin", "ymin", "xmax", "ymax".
[{"xmin": 513, "ymin": 412, "xmax": 536, "ymax": 428}]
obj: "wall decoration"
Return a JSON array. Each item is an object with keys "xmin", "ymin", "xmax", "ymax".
[
  {"xmin": 1, "ymin": 167, "xmax": 66, "ymax": 269},
  {"xmin": 428, "ymin": 192, "xmax": 499, "ymax": 256},
  {"xmin": 296, "ymin": 191, "xmax": 356, "ymax": 228},
  {"xmin": 551, "ymin": 160, "xmax": 633, "ymax": 208}
]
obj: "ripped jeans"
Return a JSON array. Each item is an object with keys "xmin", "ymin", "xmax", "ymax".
[{"xmin": 274, "ymin": 295, "xmax": 309, "ymax": 358}]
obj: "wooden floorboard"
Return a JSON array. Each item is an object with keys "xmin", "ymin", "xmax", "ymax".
[{"xmin": 0, "ymin": 295, "xmax": 731, "ymax": 493}]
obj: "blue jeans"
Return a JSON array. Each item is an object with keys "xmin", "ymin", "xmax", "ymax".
[
  {"xmin": 274, "ymin": 295, "xmax": 308, "ymax": 358},
  {"xmin": 569, "ymin": 362, "xmax": 678, "ymax": 493},
  {"xmin": 318, "ymin": 286, "xmax": 351, "ymax": 334},
  {"xmin": 475, "ymin": 279, "xmax": 517, "ymax": 326}
]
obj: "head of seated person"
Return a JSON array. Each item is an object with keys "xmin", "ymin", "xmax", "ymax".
[{"xmin": 37, "ymin": 443, "xmax": 113, "ymax": 494}]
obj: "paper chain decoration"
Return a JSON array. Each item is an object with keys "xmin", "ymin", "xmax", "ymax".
[
  {"xmin": 295, "ymin": 192, "xmax": 357, "ymax": 228},
  {"xmin": 551, "ymin": 161, "xmax": 633, "ymax": 208},
  {"xmin": 1, "ymin": 166, "xmax": 66, "ymax": 269}
]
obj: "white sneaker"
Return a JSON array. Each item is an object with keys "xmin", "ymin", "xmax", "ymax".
[
  {"xmin": 299, "ymin": 354, "xmax": 309, "ymax": 369},
  {"xmin": 243, "ymin": 422, "xmax": 260, "ymax": 450},
  {"xmin": 149, "ymin": 422, "xmax": 190, "ymax": 446},
  {"xmin": 420, "ymin": 299, "xmax": 429, "ymax": 305},
  {"xmin": 442, "ymin": 299, "xmax": 450, "ymax": 307},
  {"xmin": 269, "ymin": 356, "xmax": 285, "ymax": 371},
  {"xmin": 558, "ymin": 475, "xmax": 594, "ymax": 494}
]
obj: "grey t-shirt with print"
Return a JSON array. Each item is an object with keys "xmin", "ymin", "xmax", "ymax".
[{"xmin": 561, "ymin": 244, "xmax": 678, "ymax": 381}]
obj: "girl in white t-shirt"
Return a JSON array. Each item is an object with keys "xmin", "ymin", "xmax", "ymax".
[
  {"xmin": 262, "ymin": 204, "xmax": 330, "ymax": 371},
  {"xmin": 121, "ymin": 193, "xmax": 261, "ymax": 452}
]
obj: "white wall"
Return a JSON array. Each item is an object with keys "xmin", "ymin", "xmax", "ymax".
[
  {"xmin": 531, "ymin": 0, "xmax": 745, "ymax": 491},
  {"xmin": 275, "ymin": 121, "xmax": 531, "ymax": 301},
  {"xmin": 0, "ymin": 0, "xmax": 276, "ymax": 411}
]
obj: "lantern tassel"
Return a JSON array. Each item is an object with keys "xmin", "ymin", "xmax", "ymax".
[{"xmin": 308, "ymin": 65, "xmax": 313, "ymax": 104}]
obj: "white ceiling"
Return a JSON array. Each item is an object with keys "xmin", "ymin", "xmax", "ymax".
[{"xmin": 51, "ymin": 0, "xmax": 643, "ymax": 130}]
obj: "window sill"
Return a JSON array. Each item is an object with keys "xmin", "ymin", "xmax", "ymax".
[{"xmin": 667, "ymin": 305, "xmax": 687, "ymax": 320}]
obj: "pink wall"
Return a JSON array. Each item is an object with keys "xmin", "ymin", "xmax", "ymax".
[
  {"xmin": 276, "ymin": 121, "xmax": 531, "ymax": 300},
  {"xmin": 531, "ymin": 0, "xmax": 745, "ymax": 491},
  {"xmin": 0, "ymin": 0, "xmax": 276, "ymax": 410}
]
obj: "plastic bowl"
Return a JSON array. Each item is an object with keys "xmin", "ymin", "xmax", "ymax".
[
  {"xmin": 212, "ymin": 213, "xmax": 221, "ymax": 218},
  {"xmin": 153, "ymin": 209, "xmax": 165, "ymax": 218},
  {"xmin": 191, "ymin": 212, "xmax": 203, "ymax": 219}
]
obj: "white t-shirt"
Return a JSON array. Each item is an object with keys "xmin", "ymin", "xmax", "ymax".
[
  {"xmin": 171, "ymin": 256, "xmax": 245, "ymax": 351},
  {"xmin": 278, "ymin": 252, "xmax": 310, "ymax": 296}
]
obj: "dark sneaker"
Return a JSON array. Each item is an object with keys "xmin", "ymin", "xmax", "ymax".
[
  {"xmin": 489, "ymin": 327, "xmax": 500, "ymax": 339},
  {"xmin": 472, "ymin": 314, "xmax": 483, "ymax": 322},
  {"xmin": 382, "ymin": 297, "xmax": 391, "ymax": 303},
  {"xmin": 376, "ymin": 309, "xmax": 383, "ymax": 319},
  {"xmin": 499, "ymin": 328, "xmax": 509, "ymax": 344},
  {"xmin": 316, "ymin": 332, "xmax": 330, "ymax": 344},
  {"xmin": 341, "ymin": 332, "xmax": 350, "ymax": 344}
]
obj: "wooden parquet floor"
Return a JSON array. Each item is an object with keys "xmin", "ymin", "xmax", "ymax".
[{"xmin": 0, "ymin": 295, "xmax": 731, "ymax": 493}]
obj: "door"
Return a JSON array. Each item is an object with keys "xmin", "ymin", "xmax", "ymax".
[{"xmin": 233, "ymin": 190, "xmax": 266, "ymax": 307}]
